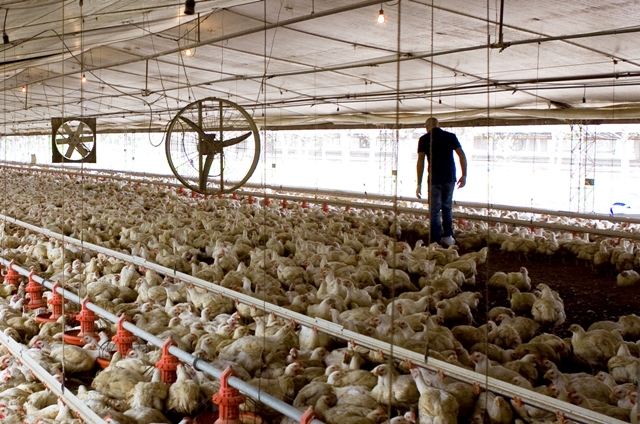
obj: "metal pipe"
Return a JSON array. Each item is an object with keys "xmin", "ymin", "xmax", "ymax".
[
  {"xmin": 0, "ymin": 255, "xmax": 623, "ymax": 424},
  {"xmin": 0, "ymin": 258, "xmax": 325, "ymax": 424},
  {"xmin": 496, "ymin": 0, "xmax": 505, "ymax": 48},
  {"xmin": 0, "ymin": 216, "xmax": 630, "ymax": 423},
  {"xmin": 0, "ymin": 331, "xmax": 106, "ymax": 424},
  {"xmin": 4, "ymin": 161, "xmax": 640, "ymax": 226},
  {"xmin": 0, "ymin": 0, "xmax": 385, "ymax": 94},
  {"xmin": 4, "ymin": 167, "xmax": 640, "ymax": 239}
]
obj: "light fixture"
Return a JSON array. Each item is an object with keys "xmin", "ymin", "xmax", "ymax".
[
  {"xmin": 184, "ymin": 0, "xmax": 195, "ymax": 15},
  {"xmin": 184, "ymin": 47, "xmax": 194, "ymax": 57},
  {"xmin": 20, "ymin": 86, "xmax": 26, "ymax": 93},
  {"xmin": 81, "ymin": 75, "xmax": 87, "ymax": 83},
  {"xmin": 377, "ymin": 6, "xmax": 386, "ymax": 24}
]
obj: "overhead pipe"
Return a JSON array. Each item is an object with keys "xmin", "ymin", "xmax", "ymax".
[
  {"xmin": 0, "ymin": 258, "xmax": 325, "ymax": 424},
  {"xmin": 0, "ymin": 0, "xmax": 386, "ymax": 94},
  {"xmin": 0, "ymin": 220, "xmax": 629, "ymax": 423}
]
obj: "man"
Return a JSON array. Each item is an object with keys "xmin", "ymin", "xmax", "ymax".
[{"xmin": 416, "ymin": 117, "xmax": 467, "ymax": 246}]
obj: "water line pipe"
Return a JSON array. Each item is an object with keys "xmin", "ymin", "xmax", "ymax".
[
  {"xmin": 0, "ymin": 258, "xmax": 326, "ymax": 424},
  {"xmin": 4, "ymin": 161, "xmax": 640, "ymax": 226},
  {"xmin": 0, "ymin": 218, "xmax": 628, "ymax": 423}
]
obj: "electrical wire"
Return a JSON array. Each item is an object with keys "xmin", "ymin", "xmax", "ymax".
[
  {"xmin": 481, "ymin": 0, "xmax": 492, "ymax": 414},
  {"xmin": 386, "ymin": 0, "xmax": 402, "ymax": 420}
]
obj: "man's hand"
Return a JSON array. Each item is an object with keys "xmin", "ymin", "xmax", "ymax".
[
  {"xmin": 416, "ymin": 184, "xmax": 422, "ymax": 199},
  {"xmin": 457, "ymin": 175, "xmax": 467, "ymax": 189}
]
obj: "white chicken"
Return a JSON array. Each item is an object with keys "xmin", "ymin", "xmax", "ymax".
[
  {"xmin": 410, "ymin": 366, "xmax": 458, "ymax": 424},
  {"xmin": 371, "ymin": 363, "xmax": 419, "ymax": 408},
  {"xmin": 617, "ymin": 270, "xmax": 640, "ymax": 287},
  {"xmin": 166, "ymin": 364, "xmax": 201, "ymax": 415},
  {"xmin": 531, "ymin": 283, "xmax": 565, "ymax": 328}
]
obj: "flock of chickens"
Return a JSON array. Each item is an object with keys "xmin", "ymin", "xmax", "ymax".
[{"xmin": 0, "ymin": 168, "xmax": 637, "ymax": 424}]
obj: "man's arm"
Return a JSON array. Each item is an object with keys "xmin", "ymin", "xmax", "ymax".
[
  {"xmin": 416, "ymin": 152, "xmax": 426, "ymax": 198},
  {"xmin": 455, "ymin": 147, "xmax": 467, "ymax": 188}
]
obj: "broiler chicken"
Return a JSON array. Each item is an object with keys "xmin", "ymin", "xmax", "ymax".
[
  {"xmin": 436, "ymin": 298, "xmax": 473, "ymax": 326},
  {"xmin": 92, "ymin": 364, "xmax": 148, "ymax": 399},
  {"xmin": 217, "ymin": 323, "xmax": 297, "ymax": 374},
  {"xmin": 471, "ymin": 391, "xmax": 513, "ymax": 424},
  {"xmin": 506, "ymin": 285, "xmax": 536, "ymax": 314},
  {"xmin": 470, "ymin": 351, "xmax": 520, "ymax": 383},
  {"xmin": 410, "ymin": 366, "xmax": 459, "ymax": 424},
  {"xmin": 607, "ymin": 342, "xmax": 640, "ymax": 384},
  {"xmin": 531, "ymin": 283, "xmax": 565, "ymax": 328},
  {"xmin": 371, "ymin": 364, "xmax": 419, "ymax": 409},
  {"xmin": 569, "ymin": 323, "xmax": 622, "ymax": 371},
  {"xmin": 617, "ymin": 270, "xmax": 640, "ymax": 287},
  {"xmin": 377, "ymin": 259, "xmax": 419, "ymax": 292},
  {"xmin": 49, "ymin": 344, "xmax": 97, "ymax": 373},
  {"xmin": 166, "ymin": 364, "xmax": 200, "ymax": 415},
  {"xmin": 127, "ymin": 368, "xmax": 168, "ymax": 410}
]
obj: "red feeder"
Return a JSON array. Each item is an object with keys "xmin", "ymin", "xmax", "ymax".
[
  {"xmin": 300, "ymin": 407, "xmax": 318, "ymax": 424},
  {"xmin": 301, "ymin": 201, "xmax": 309, "ymax": 209},
  {"xmin": 231, "ymin": 193, "xmax": 239, "ymax": 200},
  {"xmin": 26, "ymin": 271, "xmax": 46, "ymax": 311},
  {"xmin": 191, "ymin": 190, "xmax": 199, "ymax": 198},
  {"xmin": 64, "ymin": 296, "xmax": 98, "ymax": 346},
  {"xmin": 322, "ymin": 203, "xmax": 329, "ymax": 212},
  {"xmin": 247, "ymin": 195, "xmax": 255, "ymax": 204},
  {"xmin": 111, "ymin": 314, "xmax": 137, "ymax": 356},
  {"xmin": 345, "ymin": 205, "xmax": 350, "ymax": 212},
  {"xmin": 263, "ymin": 197, "xmax": 271, "ymax": 206},
  {"xmin": 212, "ymin": 366, "xmax": 245, "ymax": 424},
  {"xmin": 217, "ymin": 193, "xmax": 224, "ymax": 199},
  {"xmin": 37, "ymin": 282, "xmax": 73, "ymax": 323},
  {"xmin": 5, "ymin": 261, "xmax": 20, "ymax": 287},
  {"xmin": 281, "ymin": 199, "xmax": 288, "ymax": 209},
  {"xmin": 178, "ymin": 187, "xmax": 185, "ymax": 195},
  {"xmin": 155, "ymin": 338, "xmax": 180, "ymax": 384}
]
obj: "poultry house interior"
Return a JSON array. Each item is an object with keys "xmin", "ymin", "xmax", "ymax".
[
  {"xmin": 0, "ymin": 167, "xmax": 637, "ymax": 424},
  {"xmin": 1, "ymin": 1, "xmax": 640, "ymax": 424}
]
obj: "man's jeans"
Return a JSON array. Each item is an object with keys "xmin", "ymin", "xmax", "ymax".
[{"xmin": 429, "ymin": 182, "xmax": 455, "ymax": 244}]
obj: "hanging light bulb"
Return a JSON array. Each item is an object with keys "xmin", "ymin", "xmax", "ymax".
[
  {"xmin": 184, "ymin": 47, "xmax": 194, "ymax": 57},
  {"xmin": 377, "ymin": 6, "xmax": 386, "ymax": 24},
  {"xmin": 20, "ymin": 86, "xmax": 26, "ymax": 93},
  {"xmin": 81, "ymin": 75, "xmax": 87, "ymax": 83}
]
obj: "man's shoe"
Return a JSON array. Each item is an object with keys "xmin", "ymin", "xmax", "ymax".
[{"xmin": 441, "ymin": 236, "xmax": 455, "ymax": 247}]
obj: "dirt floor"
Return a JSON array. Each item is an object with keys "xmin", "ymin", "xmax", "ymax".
[{"xmin": 469, "ymin": 246, "xmax": 640, "ymax": 339}]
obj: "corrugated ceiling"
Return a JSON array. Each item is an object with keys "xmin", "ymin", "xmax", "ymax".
[{"xmin": 2, "ymin": 0, "xmax": 640, "ymax": 134}]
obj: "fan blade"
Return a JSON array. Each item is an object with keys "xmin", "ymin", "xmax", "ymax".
[
  {"xmin": 65, "ymin": 143, "xmax": 75, "ymax": 158},
  {"xmin": 74, "ymin": 121, "xmax": 85, "ymax": 137},
  {"xmin": 62, "ymin": 123, "xmax": 74, "ymax": 136},
  {"xmin": 220, "ymin": 131, "xmax": 251, "ymax": 148},
  {"xmin": 200, "ymin": 153, "xmax": 214, "ymax": 192},
  {"xmin": 179, "ymin": 116, "xmax": 208, "ymax": 139},
  {"xmin": 76, "ymin": 143, "xmax": 89, "ymax": 157}
]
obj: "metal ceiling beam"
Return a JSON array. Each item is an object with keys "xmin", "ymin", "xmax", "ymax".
[{"xmin": 408, "ymin": 0, "xmax": 640, "ymax": 69}]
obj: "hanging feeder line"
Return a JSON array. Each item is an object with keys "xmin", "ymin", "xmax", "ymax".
[
  {"xmin": 0, "ymin": 258, "xmax": 325, "ymax": 424},
  {"xmin": 3, "ymin": 161, "xmax": 640, "ymax": 228},
  {"xmin": 0, "ymin": 223, "xmax": 626, "ymax": 424},
  {"xmin": 0, "ymin": 330, "xmax": 105, "ymax": 424}
]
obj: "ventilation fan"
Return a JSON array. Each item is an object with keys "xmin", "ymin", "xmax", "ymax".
[
  {"xmin": 165, "ymin": 97, "xmax": 260, "ymax": 194},
  {"xmin": 51, "ymin": 117, "xmax": 97, "ymax": 163}
]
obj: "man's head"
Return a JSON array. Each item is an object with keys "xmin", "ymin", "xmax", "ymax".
[{"xmin": 425, "ymin": 117, "xmax": 439, "ymax": 132}]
